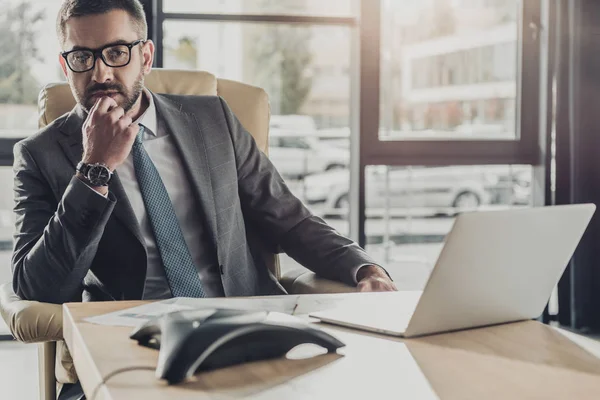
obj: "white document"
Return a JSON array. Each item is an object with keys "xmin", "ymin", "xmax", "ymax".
[
  {"xmin": 171, "ymin": 296, "xmax": 298, "ymax": 314},
  {"xmin": 84, "ymin": 296, "xmax": 298, "ymax": 327},
  {"xmin": 83, "ymin": 294, "xmax": 361, "ymax": 328},
  {"xmin": 83, "ymin": 300, "xmax": 194, "ymax": 327}
]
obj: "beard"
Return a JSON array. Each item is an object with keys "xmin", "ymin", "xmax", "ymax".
[{"xmin": 76, "ymin": 67, "xmax": 145, "ymax": 113}]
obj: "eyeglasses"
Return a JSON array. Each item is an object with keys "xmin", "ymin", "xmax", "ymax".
[{"xmin": 61, "ymin": 40, "xmax": 145, "ymax": 73}]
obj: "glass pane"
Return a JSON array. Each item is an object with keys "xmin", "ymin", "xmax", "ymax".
[
  {"xmin": 0, "ymin": 0, "xmax": 65, "ymax": 140},
  {"xmin": 164, "ymin": 21, "xmax": 353, "ymax": 275},
  {"xmin": 380, "ymin": 0, "xmax": 519, "ymax": 140},
  {"xmin": 364, "ymin": 165, "xmax": 532, "ymax": 288},
  {"xmin": 163, "ymin": 0, "xmax": 357, "ymax": 17}
]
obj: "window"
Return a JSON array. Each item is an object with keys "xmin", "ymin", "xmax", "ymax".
[{"xmin": 378, "ymin": 0, "xmax": 525, "ymax": 143}]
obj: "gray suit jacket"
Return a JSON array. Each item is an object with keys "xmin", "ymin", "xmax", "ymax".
[{"xmin": 11, "ymin": 93, "xmax": 378, "ymax": 304}]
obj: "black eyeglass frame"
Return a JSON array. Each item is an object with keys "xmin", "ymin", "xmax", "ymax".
[{"xmin": 61, "ymin": 39, "xmax": 146, "ymax": 73}]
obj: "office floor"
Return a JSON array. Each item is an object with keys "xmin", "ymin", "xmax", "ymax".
[
  {"xmin": 0, "ymin": 341, "xmax": 38, "ymax": 400},
  {"xmin": 0, "ymin": 250, "xmax": 39, "ymax": 400}
]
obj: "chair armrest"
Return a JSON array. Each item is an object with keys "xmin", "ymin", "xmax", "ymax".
[
  {"xmin": 0, "ymin": 282, "xmax": 63, "ymax": 343},
  {"xmin": 281, "ymin": 270, "xmax": 358, "ymax": 294}
]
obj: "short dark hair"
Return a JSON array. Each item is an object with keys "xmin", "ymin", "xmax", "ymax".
[{"xmin": 57, "ymin": 0, "xmax": 148, "ymax": 47}]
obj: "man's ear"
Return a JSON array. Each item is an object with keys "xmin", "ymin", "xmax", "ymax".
[
  {"xmin": 142, "ymin": 40, "xmax": 155, "ymax": 75},
  {"xmin": 58, "ymin": 54, "xmax": 69, "ymax": 80}
]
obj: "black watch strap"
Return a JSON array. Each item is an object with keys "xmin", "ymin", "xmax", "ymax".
[{"xmin": 76, "ymin": 161, "xmax": 90, "ymax": 176}]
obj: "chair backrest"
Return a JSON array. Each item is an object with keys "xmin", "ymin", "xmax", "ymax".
[
  {"xmin": 37, "ymin": 68, "xmax": 280, "ymax": 278},
  {"xmin": 38, "ymin": 68, "xmax": 271, "ymax": 153}
]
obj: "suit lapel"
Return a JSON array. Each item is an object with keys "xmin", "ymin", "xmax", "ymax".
[
  {"xmin": 57, "ymin": 105, "xmax": 145, "ymax": 246},
  {"xmin": 152, "ymin": 94, "xmax": 220, "ymax": 255}
]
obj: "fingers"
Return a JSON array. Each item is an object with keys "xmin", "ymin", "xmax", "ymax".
[
  {"xmin": 108, "ymin": 106, "xmax": 125, "ymax": 124},
  {"xmin": 117, "ymin": 115, "xmax": 133, "ymax": 131},
  {"xmin": 96, "ymin": 96, "xmax": 118, "ymax": 113},
  {"xmin": 357, "ymin": 277, "xmax": 397, "ymax": 292},
  {"xmin": 124, "ymin": 123, "xmax": 140, "ymax": 140},
  {"xmin": 84, "ymin": 97, "xmax": 102, "ymax": 126},
  {"xmin": 88, "ymin": 97, "xmax": 118, "ymax": 126},
  {"xmin": 357, "ymin": 281, "xmax": 369, "ymax": 292},
  {"xmin": 91, "ymin": 98, "xmax": 130, "ymax": 128},
  {"xmin": 89, "ymin": 97, "xmax": 102, "ymax": 116},
  {"xmin": 111, "ymin": 122, "xmax": 138, "ymax": 159}
]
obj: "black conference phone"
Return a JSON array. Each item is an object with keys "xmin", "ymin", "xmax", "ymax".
[{"xmin": 130, "ymin": 308, "xmax": 345, "ymax": 384}]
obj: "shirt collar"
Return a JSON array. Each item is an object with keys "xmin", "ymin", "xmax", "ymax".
[{"xmin": 134, "ymin": 89, "xmax": 157, "ymax": 137}]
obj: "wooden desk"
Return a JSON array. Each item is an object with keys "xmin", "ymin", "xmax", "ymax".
[{"xmin": 63, "ymin": 294, "xmax": 600, "ymax": 400}]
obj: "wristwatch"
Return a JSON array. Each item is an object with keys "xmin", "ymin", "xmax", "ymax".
[{"xmin": 76, "ymin": 161, "xmax": 113, "ymax": 187}]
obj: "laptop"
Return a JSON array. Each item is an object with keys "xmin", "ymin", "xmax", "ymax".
[{"xmin": 311, "ymin": 204, "xmax": 596, "ymax": 338}]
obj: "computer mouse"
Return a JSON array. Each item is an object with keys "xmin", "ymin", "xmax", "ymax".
[{"xmin": 130, "ymin": 308, "xmax": 345, "ymax": 384}]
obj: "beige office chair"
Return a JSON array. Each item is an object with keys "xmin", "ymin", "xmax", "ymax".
[{"xmin": 0, "ymin": 68, "xmax": 355, "ymax": 400}]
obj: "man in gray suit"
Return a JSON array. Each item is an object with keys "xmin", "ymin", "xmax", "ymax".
[{"xmin": 12, "ymin": 0, "xmax": 396, "ymax": 308}]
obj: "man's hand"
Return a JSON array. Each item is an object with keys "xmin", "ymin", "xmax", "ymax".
[
  {"xmin": 356, "ymin": 265, "xmax": 397, "ymax": 292},
  {"xmin": 81, "ymin": 96, "xmax": 139, "ymax": 172}
]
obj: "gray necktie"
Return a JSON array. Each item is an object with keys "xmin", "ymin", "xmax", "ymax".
[{"xmin": 132, "ymin": 125, "xmax": 206, "ymax": 298}]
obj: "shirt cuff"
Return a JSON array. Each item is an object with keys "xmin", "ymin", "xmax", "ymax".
[{"xmin": 79, "ymin": 178, "xmax": 109, "ymax": 198}]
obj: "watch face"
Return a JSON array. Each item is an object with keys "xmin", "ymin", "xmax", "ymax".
[{"xmin": 87, "ymin": 165, "xmax": 111, "ymax": 186}]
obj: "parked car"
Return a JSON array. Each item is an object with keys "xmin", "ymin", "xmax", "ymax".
[
  {"xmin": 268, "ymin": 134, "xmax": 349, "ymax": 179},
  {"xmin": 304, "ymin": 166, "xmax": 506, "ymax": 216},
  {"xmin": 269, "ymin": 115, "xmax": 316, "ymax": 132}
]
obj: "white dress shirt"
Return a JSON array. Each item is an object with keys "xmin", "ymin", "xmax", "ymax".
[{"xmin": 115, "ymin": 90, "xmax": 224, "ymax": 299}]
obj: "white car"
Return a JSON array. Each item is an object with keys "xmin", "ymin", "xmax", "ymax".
[
  {"xmin": 268, "ymin": 134, "xmax": 349, "ymax": 179},
  {"xmin": 304, "ymin": 166, "xmax": 503, "ymax": 216},
  {"xmin": 270, "ymin": 115, "xmax": 316, "ymax": 132}
]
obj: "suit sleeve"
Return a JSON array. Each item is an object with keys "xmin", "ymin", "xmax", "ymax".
[
  {"xmin": 11, "ymin": 142, "xmax": 116, "ymax": 303},
  {"xmin": 219, "ymin": 98, "xmax": 382, "ymax": 286}
]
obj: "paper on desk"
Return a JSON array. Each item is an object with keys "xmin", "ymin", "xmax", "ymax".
[
  {"xmin": 83, "ymin": 296, "xmax": 298, "ymax": 327},
  {"xmin": 83, "ymin": 300, "xmax": 194, "ymax": 327},
  {"xmin": 171, "ymin": 296, "xmax": 297, "ymax": 314},
  {"xmin": 290, "ymin": 294, "xmax": 351, "ymax": 315}
]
